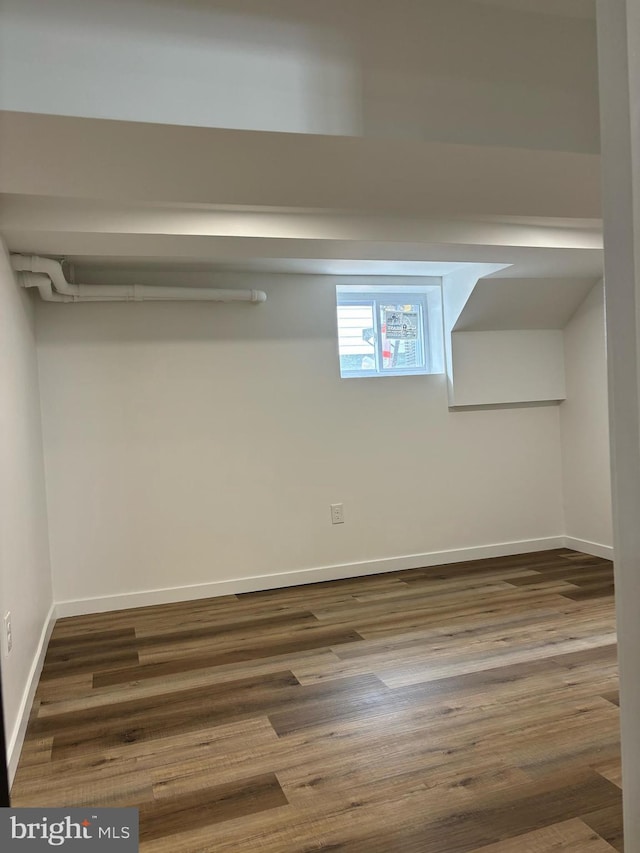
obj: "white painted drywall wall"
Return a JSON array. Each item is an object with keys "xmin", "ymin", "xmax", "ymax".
[
  {"xmin": 442, "ymin": 268, "xmax": 483, "ymax": 399},
  {"xmin": 0, "ymin": 0, "xmax": 599, "ymax": 151},
  {"xmin": 596, "ymin": 1, "xmax": 640, "ymax": 845},
  {"xmin": 450, "ymin": 330, "xmax": 566, "ymax": 406},
  {"xmin": 0, "ymin": 239, "xmax": 53, "ymax": 775},
  {"xmin": 35, "ymin": 271, "xmax": 565, "ymax": 608},
  {"xmin": 560, "ymin": 282, "xmax": 612, "ymax": 551}
]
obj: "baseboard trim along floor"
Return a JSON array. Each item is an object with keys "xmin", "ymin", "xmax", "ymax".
[{"xmin": 55, "ymin": 536, "xmax": 569, "ymax": 618}]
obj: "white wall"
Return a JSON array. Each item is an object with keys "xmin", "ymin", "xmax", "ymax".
[
  {"xmin": 0, "ymin": 0, "xmax": 599, "ymax": 151},
  {"xmin": 560, "ymin": 282, "xmax": 612, "ymax": 552},
  {"xmin": 0, "ymin": 240, "xmax": 53, "ymax": 778},
  {"xmin": 451, "ymin": 330, "xmax": 566, "ymax": 406},
  {"xmin": 596, "ymin": 3, "xmax": 640, "ymax": 845},
  {"xmin": 35, "ymin": 272, "xmax": 566, "ymax": 610}
]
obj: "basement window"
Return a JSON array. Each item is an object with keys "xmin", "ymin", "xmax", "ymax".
[{"xmin": 336, "ymin": 284, "xmax": 444, "ymax": 378}]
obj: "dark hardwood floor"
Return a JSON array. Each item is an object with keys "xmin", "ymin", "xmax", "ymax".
[{"xmin": 12, "ymin": 549, "xmax": 622, "ymax": 851}]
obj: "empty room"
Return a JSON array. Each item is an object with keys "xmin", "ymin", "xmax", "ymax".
[{"xmin": 1, "ymin": 0, "xmax": 639, "ymax": 851}]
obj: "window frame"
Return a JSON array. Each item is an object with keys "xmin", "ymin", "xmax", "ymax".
[{"xmin": 336, "ymin": 287, "xmax": 432, "ymax": 379}]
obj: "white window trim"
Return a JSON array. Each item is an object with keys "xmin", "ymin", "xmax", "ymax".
[{"xmin": 336, "ymin": 283, "xmax": 443, "ymax": 379}]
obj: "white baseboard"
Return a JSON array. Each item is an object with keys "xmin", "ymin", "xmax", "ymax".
[
  {"xmin": 55, "ymin": 536, "xmax": 566, "ymax": 618},
  {"xmin": 7, "ymin": 603, "xmax": 56, "ymax": 787},
  {"xmin": 563, "ymin": 536, "xmax": 614, "ymax": 560}
]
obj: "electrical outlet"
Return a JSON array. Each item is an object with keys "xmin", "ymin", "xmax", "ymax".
[
  {"xmin": 330, "ymin": 503, "xmax": 344, "ymax": 524},
  {"xmin": 3, "ymin": 612, "xmax": 12, "ymax": 655}
]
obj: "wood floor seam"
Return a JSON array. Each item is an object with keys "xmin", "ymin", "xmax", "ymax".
[{"xmin": 12, "ymin": 548, "xmax": 622, "ymax": 852}]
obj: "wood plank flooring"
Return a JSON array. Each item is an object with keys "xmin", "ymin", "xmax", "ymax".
[{"xmin": 11, "ymin": 548, "xmax": 622, "ymax": 852}]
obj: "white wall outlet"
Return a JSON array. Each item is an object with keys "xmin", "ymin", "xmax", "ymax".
[
  {"xmin": 330, "ymin": 503, "xmax": 344, "ymax": 524},
  {"xmin": 3, "ymin": 612, "xmax": 12, "ymax": 655}
]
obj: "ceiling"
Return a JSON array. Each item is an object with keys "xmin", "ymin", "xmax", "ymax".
[
  {"xmin": 0, "ymin": 0, "xmax": 602, "ymax": 288},
  {"xmin": 453, "ymin": 277, "xmax": 598, "ymax": 331},
  {"xmin": 469, "ymin": 0, "xmax": 595, "ymax": 18},
  {"xmin": 61, "ymin": 250, "xmax": 602, "ymax": 283}
]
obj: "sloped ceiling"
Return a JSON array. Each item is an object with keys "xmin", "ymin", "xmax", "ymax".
[{"xmin": 453, "ymin": 277, "xmax": 599, "ymax": 331}]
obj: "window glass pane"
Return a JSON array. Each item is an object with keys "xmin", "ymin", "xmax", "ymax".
[
  {"xmin": 335, "ymin": 284, "xmax": 443, "ymax": 378},
  {"xmin": 379, "ymin": 303, "xmax": 425, "ymax": 371},
  {"xmin": 337, "ymin": 303, "xmax": 377, "ymax": 372}
]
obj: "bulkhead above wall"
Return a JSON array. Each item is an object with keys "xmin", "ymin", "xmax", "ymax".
[{"xmin": 444, "ymin": 274, "xmax": 601, "ymax": 408}]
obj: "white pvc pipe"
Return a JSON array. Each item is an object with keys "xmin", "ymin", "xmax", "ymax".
[
  {"xmin": 10, "ymin": 255, "xmax": 267, "ymax": 303},
  {"xmin": 18, "ymin": 272, "xmax": 74, "ymax": 302}
]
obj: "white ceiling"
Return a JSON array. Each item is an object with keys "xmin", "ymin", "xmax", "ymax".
[
  {"xmin": 69, "ymin": 259, "xmax": 480, "ymax": 278},
  {"xmin": 469, "ymin": 0, "xmax": 595, "ymax": 18},
  {"xmin": 0, "ymin": 0, "xmax": 599, "ymax": 151},
  {"xmin": 0, "ymin": 0, "xmax": 603, "ymax": 287},
  {"xmin": 63, "ymin": 250, "xmax": 602, "ymax": 282},
  {"xmin": 0, "ymin": 190, "xmax": 604, "ymax": 282},
  {"xmin": 453, "ymin": 277, "xmax": 599, "ymax": 331}
]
